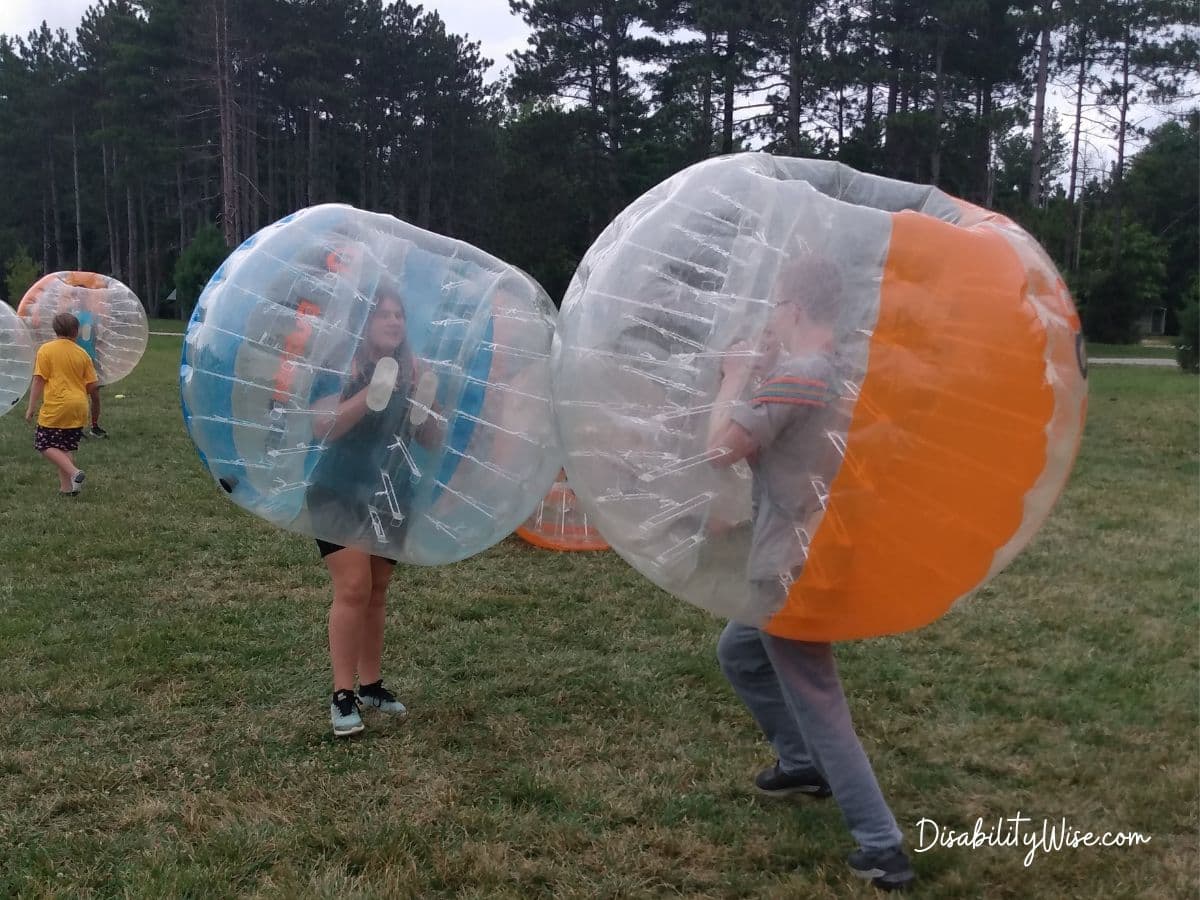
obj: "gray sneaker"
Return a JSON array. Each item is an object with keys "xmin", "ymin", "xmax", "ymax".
[
  {"xmin": 71, "ymin": 470, "xmax": 86, "ymax": 494},
  {"xmin": 847, "ymin": 846, "xmax": 915, "ymax": 892},
  {"xmin": 330, "ymin": 689, "xmax": 364, "ymax": 737},
  {"xmin": 754, "ymin": 761, "xmax": 831, "ymax": 799},
  {"xmin": 357, "ymin": 680, "xmax": 408, "ymax": 718}
]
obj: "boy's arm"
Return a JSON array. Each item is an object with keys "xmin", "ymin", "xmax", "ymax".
[
  {"xmin": 706, "ymin": 342, "xmax": 760, "ymax": 467},
  {"xmin": 25, "ymin": 375, "xmax": 45, "ymax": 422}
]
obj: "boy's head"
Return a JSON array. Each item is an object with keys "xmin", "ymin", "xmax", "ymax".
[
  {"xmin": 52, "ymin": 312, "xmax": 80, "ymax": 339},
  {"xmin": 772, "ymin": 251, "xmax": 843, "ymax": 326},
  {"xmin": 764, "ymin": 251, "xmax": 843, "ymax": 351}
]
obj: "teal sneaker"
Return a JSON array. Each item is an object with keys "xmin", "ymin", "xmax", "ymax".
[
  {"xmin": 330, "ymin": 689, "xmax": 364, "ymax": 737},
  {"xmin": 357, "ymin": 680, "xmax": 408, "ymax": 718}
]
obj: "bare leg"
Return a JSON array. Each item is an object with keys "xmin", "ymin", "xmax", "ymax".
[
  {"xmin": 41, "ymin": 448, "xmax": 80, "ymax": 492},
  {"xmin": 325, "ymin": 548, "xmax": 373, "ymax": 692},
  {"xmin": 356, "ymin": 556, "xmax": 394, "ymax": 686}
]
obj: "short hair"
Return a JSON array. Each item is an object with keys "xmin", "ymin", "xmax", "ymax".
[
  {"xmin": 52, "ymin": 312, "xmax": 80, "ymax": 338},
  {"xmin": 773, "ymin": 251, "xmax": 843, "ymax": 327}
]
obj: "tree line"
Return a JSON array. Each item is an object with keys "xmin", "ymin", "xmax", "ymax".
[{"xmin": 0, "ymin": 0, "xmax": 1194, "ymax": 344}]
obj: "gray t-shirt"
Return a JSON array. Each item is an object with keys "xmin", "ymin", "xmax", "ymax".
[{"xmin": 729, "ymin": 353, "xmax": 841, "ymax": 585}]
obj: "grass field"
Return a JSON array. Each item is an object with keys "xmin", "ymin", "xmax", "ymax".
[{"xmin": 0, "ymin": 334, "xmax": 1196, "ymax": 898}]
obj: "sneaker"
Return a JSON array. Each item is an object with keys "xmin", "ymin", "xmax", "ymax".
[
  {"xmin": 754, "ymin": 761, "xmax": 832, "ymax": 799},
  {"xmin": 848, "ymin": 847, "xmax": 915, "ymax": 892},
  {"xmin": 90, "ymin": 425, "xmax": 108, "ymax": 438},
  {"xmin": 357, "ymin": 679, "xmax": 408, "ymax": 718},
  {"xmin": 71, "ymin": 470, "xmax": 86, "ymax": 494},
  {"xmin": 330, "ymin": 689, "xmax": 364, "ymax": 737}
]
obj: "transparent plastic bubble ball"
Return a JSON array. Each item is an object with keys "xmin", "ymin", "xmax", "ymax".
[
  {"xmin": 18, "ymin": 272, "xmax": 148, "ymax": 384},
  {"xmin": 552, "ymin": 153, "xmax": 1087, "ymax": 641},
  {"xmin": 181, "ymin": 203, "xmax": 562, "ymax": 565},
  {"xmin": 0, "ymin": 302, "xmax": 34, "ymax": 416}
]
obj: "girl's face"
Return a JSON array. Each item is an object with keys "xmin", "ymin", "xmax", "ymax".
[{"xmin": 367, "ymin": 295, "xmax": 406, "ymax": 355}]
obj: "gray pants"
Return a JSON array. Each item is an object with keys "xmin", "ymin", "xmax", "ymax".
[{"xmin": 717, "ymin": 621, "xmax": 903, "ymax": 851}]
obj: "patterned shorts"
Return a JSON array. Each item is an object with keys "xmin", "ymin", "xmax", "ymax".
[{"xmin": 34, "ymin": 426, "xmax": 83, "ymax": 453}]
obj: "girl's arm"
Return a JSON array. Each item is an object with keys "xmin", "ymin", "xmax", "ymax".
[
  {"xmin": 311, "ymin": 385, "xmax": 372, "ymax": 442},
  {"xmin": 409, "ymin": 359, "xmax": 444, "ymax": 449},
  {"xmin": 25, "ymin": 375, "xmax": 44, "ymax": 422}
]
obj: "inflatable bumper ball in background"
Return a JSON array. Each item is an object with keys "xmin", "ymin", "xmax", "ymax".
[
  {"xmin": 0, "ymin": 301, "xmax": 34, "ymax": 415},
  {"xmin": 552, "ymin": 153, "xmax": 1087, "ymax": 641},
  {"xmin": 180, "ymin": 203, "xmax": 562, "ymax": 565},
  {"xmin": 517, "ymin": 471, "xmax": 609, "ymax": 551},
  {"xmin": 18, "ymin": 271, "xmax": 149, "ymax": 384}
]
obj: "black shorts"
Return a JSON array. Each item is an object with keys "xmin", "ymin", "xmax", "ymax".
[
  {"xmin": 34, "ymin": 426, "xmax": 83, "ymax": 453},
  {"xmin": 315, "ymin": 538, "xmax": 397, "ymax": 566}
]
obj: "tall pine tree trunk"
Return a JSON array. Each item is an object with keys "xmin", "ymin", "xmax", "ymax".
[
  {"xmin": 885, "ymin": 61, "xmax": 900, "ymax": 172},
  {"xmin": 1028, "ymin": 0, "xmax": 1052, "ymax": 205},
  {"xmin": 1112, "ymin": 26, "xmax": 1130, "ymax": 257},
  {"xmin": 102, "ymin": 141, "xmax": 119, "ymax": 277},
  {"xmin": 418, "ymin": 100, "xmax": 433, "ymax": 228},
  {"xmin": 587, "ymin": 59, "xmax": 601, "ymax": 236},
  {"xmin": 140, "ymin": 184, "xmax": 152, "ymax": 312},
  {"xmin": 930, "ymin": 28, "xmax": 946, "ymax": 185},
  {"xmin": 214, "ymin": 0, "xmax": 239, "ymax": 246},
  {"xmin": 239, "ymin": 88, "xmax": 251, "ymax": 237},
  {"xmin": 267, "ymin": 129, "xmax": 277, "ymax": 222},
  {"xmin": 1067, "ymin": 39, "xmax": 1087, "ymax": 203},
  {"xmin": 606, "ymin": 17, "xmax": 622, "ymax": 216},
  {"xmin": 700, "ymin": 29, "xmax": 714, "ymax": 155},
  {"xmin": 72, "ymin": 115, "xmax": 83, "ymax": 269},
  {"xmin": 864, "ymin": 0, "xmax": 878, "ymax": 143},
  {"xmin": 307, "ymin": 107, "xmax": 318, "ymax": 206},
  {"xmin": 787, "ymin": 31, "xmax": 802, "ymax": 155},
  {"xmin": 1065, "ymin": 33, "xmax": 1089, "ymax": 270},
  {"xmin": 979, "ymin": 82, "xmax": 994, "ymax": 204},
  {"xmin": 49, "ymin": 141, "xmax": 63, "ymax": 270},
  {"xmin": 721, "ymin": 30, "xmax": 737, "ymax": 154},
  {"xmin": 41, "ymin": 185, "xmax": 49, "ymax": 274},
  {"xmin": 359, "ymin": 128, "xmax": 369, "ymax": 208},
  {"xmin": 176, "ymin": 157, "xmax": 187, "ymax": 255},
  {"xmin": 126, "ymin": 182, "xmax": 137, "ymax": 298}
]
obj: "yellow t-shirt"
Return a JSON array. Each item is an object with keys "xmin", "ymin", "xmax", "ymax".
[{"xmin": 34, "ymin": 338, "xmax": 97, "ymax": 428}]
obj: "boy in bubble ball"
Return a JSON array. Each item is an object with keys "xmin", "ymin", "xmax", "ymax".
[
  {"xmin": 25, "ymin": 312, "xmax": 98, "ymax": 496},
  {"xmin": 705, "ymin": 253, "xmax": 915, "ymax": 891}
]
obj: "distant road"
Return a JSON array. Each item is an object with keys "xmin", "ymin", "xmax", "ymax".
[{"xmin": 1088, "ymin": 357, "xmax": 1177, "ymax": 367}]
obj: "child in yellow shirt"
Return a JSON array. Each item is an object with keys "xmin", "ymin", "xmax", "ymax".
[{"xmin": 25, "ymin": 312, "xmax": 99, "ymax": 495}]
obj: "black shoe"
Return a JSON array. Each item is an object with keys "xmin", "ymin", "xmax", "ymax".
[
  {"xmin": 754, "ymin": 760, "xmax": 832, "ymax": 799},
  {"xmin": 848, "ymin": 847, "xmax": 915, "ymax": 892},
  {"xmin": 90, "ymin": 425, "xmax": 108, "ymax": 438},
  {"xmin": 357, "ymin": 679, "xmax": 408, "ymax": 717}
]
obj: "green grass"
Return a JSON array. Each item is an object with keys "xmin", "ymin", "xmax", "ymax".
[
  {"xmin": 0, "ymin": 342, "xmax": 1196, "ymax": 898},
  {"xmin": 148, "ymin": 317, "xmax": 187, "ymax": 334},
  {"xmin": 1087, "ymin": 342, "xmax": 1179, "ymax": 359}
]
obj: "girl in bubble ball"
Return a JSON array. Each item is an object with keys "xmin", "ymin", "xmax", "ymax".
[
  {"xmin": 307, "ymin": 283, "xmax": 441, "ymax": 737},
  {"xmin": 705, "ymin": 252, "xmax": 915, "ymax": 891}
]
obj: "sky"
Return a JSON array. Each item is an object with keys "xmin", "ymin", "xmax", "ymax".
[
  {"xmin": 0, "ymin": 0, "xmax": 531, "ymax": 81},
  {"xmin": 0, "ymin": 0, "xmax": 1175, "ymax": 178}
]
